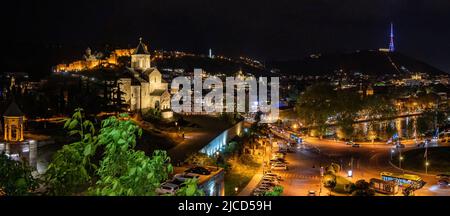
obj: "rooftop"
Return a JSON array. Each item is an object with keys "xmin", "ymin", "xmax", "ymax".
[{"xmin": 3, "ymin": 102, "xmax": 24, "ymax": 117}]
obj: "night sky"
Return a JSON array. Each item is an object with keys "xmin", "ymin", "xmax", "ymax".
[{"xmin": 1, "ymin": 0, "xmax": 450, "ymax": 77}]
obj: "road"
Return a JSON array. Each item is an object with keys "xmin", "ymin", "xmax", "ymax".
[{"xmin": 267, "ymin": 127, "xmax": 450, "ymax": 196}]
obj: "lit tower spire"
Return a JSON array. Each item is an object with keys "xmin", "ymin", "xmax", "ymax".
[{"xmin": 389, "ymin": 22, "xmax": 395, "ymax": 52}]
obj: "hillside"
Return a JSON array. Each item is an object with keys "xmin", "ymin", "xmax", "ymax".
[{"xmin": 269, "ymin": 50, "xmax": 447, "ymax": 76}]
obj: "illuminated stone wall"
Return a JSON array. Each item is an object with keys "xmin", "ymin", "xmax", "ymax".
[{"xmin": 200, "ymin": 121, "xmax": 243, "ymax": 156}]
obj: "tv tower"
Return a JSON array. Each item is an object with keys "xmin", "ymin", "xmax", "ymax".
[{"xmin": 389, "ymin": 22, "xmax": 395, "ymax": 52}]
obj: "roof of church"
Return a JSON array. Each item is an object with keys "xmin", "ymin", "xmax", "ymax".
[
  {"xmin": 150, "ymin": 89, "xmax": 166, "ymax": 96},
  {"xmin": 131, "ymin": 76, "xmax": 148, "ymax": 86},
  {"xmin": 3, "ymin": 101, "xmax": 24, "ymax": 117},
  {"xmin": 133, "ymin": 38, "xmax": 150, "ymax": 55}
]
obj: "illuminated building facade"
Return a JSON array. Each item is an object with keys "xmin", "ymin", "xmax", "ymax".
[
  {"xmin": 119, "ymin": 38, "xmax": 172, "ymax": 118},
  {"xmin": 3, "ymin": 102, "xmax": 25, "ymax": 142}
]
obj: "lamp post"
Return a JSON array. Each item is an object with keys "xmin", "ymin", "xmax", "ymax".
[
  {"xmin": 215, "ymin": 151, "xmax": 220, "ymax": 171},
  {"xmin": 425, "ymin": 161, "xmax": 429, "ymax": 174},
  {"xmin": 399, "ymin": 155, "xmax": 404, "ymax": 170}
]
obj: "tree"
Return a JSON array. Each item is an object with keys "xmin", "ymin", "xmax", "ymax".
[
  {"xmin": 325, "ymin": 163, "xmax": 341, "ymax": 174},
  {"xmin": 336, "ymin": 117, "xmax": 354, "ymax": 140},
  {"xmin": 176, "ymin": 178, "xmax": 205, "ymax": 196},
  {"xmin": 385, "ymin": 123, "xmax": 396, "ymax": 140},
  {"xmin": 296, "ymin": 84, "xmax": 336, "ymax": 138},
  {"xmin": 335, "ymin": 90, "xmax": 363, "ymax": 140},
  {"xmin": 362, "ymin": 96, "xmax": 397, "ymax": 120},
  {"xmin": 91, "ymin": 114, "xmax": 173, "ymax": 196},
  {"xmin": 323, "ymin": 174, "xmax": 337, "ymax": 196},
  {"xmin": 264, "ymin": 186, "xmax": 284, "ymax": 196},
  {"xmin": 351, "ymin": 179, "xmax": 375, "ymax": 196},
  {"xmin": 416, "ymin": 111, "xmax": 435, "ymax": 135},
  {"xmin": 0, "ymin": 153, "xmax": 39, "ymax": 196},
  {"xmin": 143, "ymin": 108, "xmax": 162, "ymax": 122},
  {"xmin": 185, "ymin": 153, "xmax": 215, "ymax": 167},
  {"xmin": 44, "ymin": 108, "xmax": 98, "ymax": 195}
]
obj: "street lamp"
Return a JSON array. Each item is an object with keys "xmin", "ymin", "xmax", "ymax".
[
  {"xmin": 234, "ymin": 187, "xmax": 239, "ymax": 194},
  {"xmin": 425, "ymin": 161, "xmax": 430, "ymax": 174},
  {"xmin": 399, "ymin": 155, "xmax": 404, "ymax": 170},
  {"xmin": 215, "ymin": 151, "xmax": 220, "ymax": 170}
]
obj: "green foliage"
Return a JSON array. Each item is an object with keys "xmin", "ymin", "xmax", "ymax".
[
  {"xmin": 0, "ymin": 153, "xmax": 38, "ymax": 196},
  {"xmin": 44, "ymin": 108, "xmax": 98, "ymax": 195},
  {"xmin": 351, "ymin": 179, "xmax": 375, "ymax": 196},
  {"xmin": 296, "ymin": 83, "xmax": 336, "ymax": 138},
  {"xmin": 385, "ymin": 123, "xmax": 396, "ymax": 139},
  {"xmin": 185, "ymin": 153, "xmax": 215, "ymax": 167},
  {"xmin": 323, "ymin": 174, "xmax": 337, "ymax": 195},
  {"xmin": 176, "ymin": 178, "xmax": 205, "ymax": 196},
  {"xmin": 325, "ymin": 163, "xmax": 341, "ymax": 174},
  {"xmin": 344, "ymin": 183, "xmax": 356, "ymax": 194},
  {"xmin": 91, "ymin": 114, "xmax": 173, "ymax": 196},
  {"xmin": 264, "ymin": 186, "xmax": 284, "ymax": 196},
  {"xmin": 362, "ymin": 96, "xmax": 397, "ymax": 120},
  {"xmin": 143, "ymin": 108, "xmax": 162, "ymax": 122}
]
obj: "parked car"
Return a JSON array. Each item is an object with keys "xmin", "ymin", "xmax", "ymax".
[
  {"xmin": 438, "ymin": 178, "xmax": 450, "ymax": 187},
  {"xmin": 346, "ymin": 141, "xmax": 354, "ymax": 145},
  {"xmin": 308, "ymin": 190, "xmax": 316, "ymax": 196},
  {"xmin": 270, "ymin": 158, "xmax": 286, "ymax": 164},
  {"xmin": 262, "ymin": 176, "xmax": 279, "ymax": 183},
  {"xmin": 271, "ymin": 163, "xmax": 288, "ymax": 171},
  {"xmin": 257, "ymin": 185, "xmax": 273, "ymax": 191},
  {"xmin": 260, "ymin": 181, "xmax": 277, "ymax": 187},
  {"xmin": 436, "ymin": 174, "xmax": 450, "ymax": 179},
  {"xmin": 277, "ymin": 148, "xmax": 288, "ymax": 153},
  {"xmin": 185, "ymin": 166, "xmax": 211, "ymax": 175},
  {"xmin": 272, "ymin": 153, "xmax": 285, "ymax": 159},
  {"xmin": 252, "ymin": 190, "xmax": 265, "ymax": 196},
  {"xmin": 274, "ymin": 151, "xmax": 287, "ymax": 156},
  {"xmin": 264, "ymin": 173, "xmax": 282, "ymax": 181},
  {"xmin": 174, "ymin": 173, "xmax": 200, "ymax": 182},
  {"xmin": 253, "ymin": 188, "xmax": 269, "ymax": 195},
  {"xmin": 351, "ymin": 143, "xmax": 360, "ymax": 148},
  {"xmin": 156, "ymin": 182, "xmax": 179, "ymax": 195},
  {"xmin": 396, "ymin": 143, "xmax": 405, "ymax": 149}
]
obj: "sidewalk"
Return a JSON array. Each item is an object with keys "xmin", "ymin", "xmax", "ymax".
[
  {"xmin": 237, "ymin": 171, "xmax": 263, "ymax": 196},
  {"xmin": 238, "ymin": 143, "xmax": 272, "ymax": 196}
]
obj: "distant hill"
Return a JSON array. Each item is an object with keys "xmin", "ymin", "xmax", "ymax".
[
  {"xmin": 153, "ymin": 55, "xmax": 270, "ymax": 76},
  {"xmin": 269, "ymin": 50, "xmax": 447, "ymax": 76}
]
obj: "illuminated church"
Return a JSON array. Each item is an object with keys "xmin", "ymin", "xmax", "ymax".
[{"xmin": 119, "ymin": 38, "xmax": 172, "ymax": 118}]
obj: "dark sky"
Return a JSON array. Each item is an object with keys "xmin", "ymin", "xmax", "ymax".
[{"xmin": 1, "ymin": 0, "xmax": 450, "ymax": 77}]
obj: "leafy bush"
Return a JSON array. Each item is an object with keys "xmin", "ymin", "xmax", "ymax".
[
  {"xmin": 264, "ymin": 186, "xmax": 284, "ymax": 196},
  {"xmin": 91, "ymin": 114, "xmax": 173, "ymax": 196},
  {"xmin": 44, "ymin": 108, "xmax": 98, "ymax": 195},
  {"xmin": 0, "ymin": 154, "xmax": 38, "ymax": 196}
]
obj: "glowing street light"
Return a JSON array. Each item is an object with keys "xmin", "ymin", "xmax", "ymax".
[
  {"xmin": 399, "ymin": 155, "xmax": 404, "ymax": 169},
  {"xmin": 347, "ymin": 170, "xmax": 353, "ymax": 178},
  {"xmin": 425, "ymin": 161, "xmax": 430, "ymax": 174}
]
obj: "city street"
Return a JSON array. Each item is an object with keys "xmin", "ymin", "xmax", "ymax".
[{"xmin": 267, "ymin": 127, "xmax": 450, "ymax": 196}]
